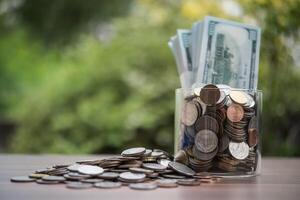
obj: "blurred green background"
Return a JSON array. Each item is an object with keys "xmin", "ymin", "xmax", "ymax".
[{"xmin": 0, "ymin": 0, "xmax": 299, "ymax": 156}]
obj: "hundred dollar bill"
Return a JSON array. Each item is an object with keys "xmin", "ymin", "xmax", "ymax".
[{"xmin": 195, "ymin": 16, "xmax": 261, "ymax": 90}]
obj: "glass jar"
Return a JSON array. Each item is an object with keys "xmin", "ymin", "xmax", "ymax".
[{"xmin": 174, "ymin": 86, "xmax": 262, "ymax": 177}]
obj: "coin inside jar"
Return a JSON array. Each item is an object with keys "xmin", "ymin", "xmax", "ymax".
[
  {"xmin": 199, "ymin": 84, "xmax": 221, "ymax": 105},
  {"xmin": 194, "ymin": 129, "xmax": 218, "ymax": 153},
  {"xmin": 181, "ymin": 101, "xmax": 198, "ymax": 126},
  {"xmin": 195, "ymin": 115, "xmax": 219, "ymax": 133},
  {"xmin": 229, "ymin": 91, "xmax": 248, "ymax": 105},
  {"xmin": 227, "ymin": 104, "xmax": 244, "ymax": 122},
  {"xmin": 248, "ymin": 128, "xmax": 258, "ymax": 147},
  {"xmin": 229, "ymin": 141, "xmax": 249, "ymax": 160}
]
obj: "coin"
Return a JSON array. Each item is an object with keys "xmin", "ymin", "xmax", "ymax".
[
  {"xmin": 81, "ymin": 178, "xmax": 104, "ymax": 183},
  {"xmin": 66, "ymin": 182, "xmax": 93, "ymax": 189},
  {"xmin": 121, "ymin": 147, "xmax": 146, "ymax": 157},
  {"xmin": 129, "ymin": 182, "xmax": 158, "ymax": 190},
  {"xmin": 227, "ymin": 104, "xmax": 244, "ymax": 122},
  {"xmin": 168, "ymin": 161, "xmax": 195, "ymax": 176},
  {"xmin": 199, "ymin": 84, "xmax": 221, "ymax": 105},
  {"xmin": 119, "ymin": 172, "xmax": 146, "ymax": 183},
  {"xmin": 94, "ymin": 181, "xmax": 122, "ymax": 189},
  {"xmin": 142, "ymin": 163, "xmax": 167, "ymax": 172},
  {"xmin": 181, "ymin": 101, "xmax": 198, "ymax": 126},
  {"xmin": 195, "ymin": 115, "xmax": 219, "ymax": 133},
  {"xmin": 218, "ymin": 133, "xmax": 230, "ymax": 153},
  {"xmin": 194, "ymin": 129, "xmax": 218, "ymax": 153},
  {"xmin": 36, "ymin": 179, "xmax": 60, "ymax": 184},
  {"xmin": 78, "ymin": 165, "xmax": 104, "ymax": 175},
  {"xmin": 192, "ymin": 145, "xmax": 218, "ymax": 161},
  {"xmin": 249, "ymin": 116, "xmax": 258, "ymax": 129},
  {"xmin": 162, "ymin": 174, "xmax": 186, "ymax": 179},
  {"xmin": 67, "ymin": 164, "xmax": 81, "ymax": 172},
  {"xmin": 156, "ymin": 179, "xmax": 178, "ymax": 188},
  {"xmin": 229, "ymin": 91, "xmax": 248, "ymax": 105},
  {"xmin": 29, "ymin": 173, "xmax": 47, "ymax": 179},
  {"xmin": 42, "ymin": 175, "xmax": 65, "ymax": 182},
  {"xmin": 248, "ymin": 128, "xmax": 258, "ymax": 147},
  {"xmin": 174, "ymin": 150, "xmax": 189, "ymax": 165},
  {"xmin": 11, "ymin": 176, "xmax": 35, "ymax": 183},
  {"xmin": 129, "ymin": 167, "xmax": 153, "ymax": 174},
  {"xmin": 177, "ymin": 179, "xmax": 200, "ymax": 186},
  {"xmin": 229, "ymin": 142, "xmax": 249, "ymax": 160},
  {"xmin": 158, "ymin": 159, "xmax": 171, "ymax": 168},
  {"xmin": 98, "ymin": 172, "xmax": 119, "ymax": 179}
]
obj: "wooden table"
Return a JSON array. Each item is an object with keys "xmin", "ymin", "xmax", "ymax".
[{"xmin": 0, "ymin": 155, "xmax": 299, "ymax": 200}]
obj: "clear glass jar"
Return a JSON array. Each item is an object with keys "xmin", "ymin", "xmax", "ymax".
[{"xmin": 174, "ymin": 86, "xmax": 262, "ymax": 177}]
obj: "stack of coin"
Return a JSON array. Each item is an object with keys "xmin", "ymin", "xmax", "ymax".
[
  {"xmin": 11, "ymin": 147, "xmax": 223, "ymax": 190},
  {"xmin": 178, "ymin": 84, "xmax": 259, "ymax": 173}
]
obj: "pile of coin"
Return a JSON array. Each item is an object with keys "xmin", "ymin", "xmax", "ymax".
[
  {"xmin": 177, "ymin": 84, "xmax": 259, "ymax": 173},
  {"xmin": 11, "ymin": 147, "xmax": 223, "ymax": 190}
]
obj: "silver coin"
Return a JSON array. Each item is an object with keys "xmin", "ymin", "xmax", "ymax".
[
  {"xmin": 67, "ymin": 164, "xmax": 81, "ymax": 172},
  {"xmin": 11, "ymin": 176, "xmax": 35, "ymax": 183},
  {"xmin": 78, "ymin": 165, "xmax": 104, "ymax": 175},
  {"xmin": 168, "ymin": 161, "xmax": 195, "ymax": 176},
  {"xmin": 194, "ymin": 130, "xmax": 218, "ymax": 153},
  {"xmin": 66, "ymin": 182, "xmax": 93, "ymax": 189},
  {"xmin": 98, "ymin": 172, "xmax": 119, "ymax": 179},
  {"xmin": 129, "ymin": 182, "xmax": 158, "ymax": 190},
  {"xmin": 129, "ymin": 167, "xmax": 153, "ymax": 174},
  {"xmin": 94, "ymin": 181, "xmax": 122, "ymax": 189},
  {"xmin": 181, "ymin": 101, "xmax": 198, "ymax": 126},
  {"xmin": 142, "ymin": 163, "xmax": 167, "ymax": 171},
  {"xmin": 81, "ymin": 178, "xmax": 104, "ymax": 183},
  {"xmin": 158, "ymin": 159, "xmax": 171, "ymax": 168},
  {"xmin": 177, "ymin": 179, "xmax": 201, "ymax": 186},
  {"xmin": 119, "ymin": 172, "xmax": 146, "ymax": 182},
  {"xmin": 36, "ymin": 179, "xmax": 60, "ymax": 184},
  {"xmin": 121, "ymin": 147, "xmax": 146, "ymax": 157},
  {"xmin": 42, "ymin": 175, "xmax": 65, "ymax": 182},
  {"xmin": 229, "ymin": 141, "xmax": 249, "ymax": 160},
  {"xmin": 156, "ymin": 179, "xmax": 178, "ymax": 188}
]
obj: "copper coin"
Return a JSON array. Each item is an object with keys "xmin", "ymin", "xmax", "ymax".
[
  {"xmin": 181, "ymin": 101, "xmax": 198, "ymax": 126},
  {"xmin": 248, "ymin": 128, "xmax": 258, "ymax": 147},
  {"xmin": 195, "ymin": 115, "xmax": 219, "ymax": 133},
  {"xmin": 227, "ymin": 104, "xmax": 244, "ymax": 122},
  {"xmin": 199, "ymin": 84, "xmax": 221, "ymax": 105}
]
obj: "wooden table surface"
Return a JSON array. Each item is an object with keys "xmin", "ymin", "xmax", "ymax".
[{"xmin": 0, "ymin": 154, "xmax": 299, "ymax": 200}]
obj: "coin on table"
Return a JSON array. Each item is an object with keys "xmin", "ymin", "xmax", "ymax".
[
  {"xmin": 129, "ymin": 182, "xmax": 158, "ymax": 190},
  {"xmin": 121, "ymin": 147, "xmax": 146, "ymax": 157},
  {"xmin": 29, "ymin": 173, "xmax": 47, "ymax": 179},
  {"xmin": 67, "ymin": 164, "xmax": 81, "ymax": 172},
  {"xmin": 174, "ymin": 150, "xmax": 189, "ymax": 165},
  {"xmin": 142, "ymin": 163, "xmax": 167, "ymax": 172},
  {"xmin": 195, "ymin": 115, "xmax": 219, "ymax": 133},
  {"xmin": 156, "ymin": 179, "xmax": 178, "ymax": 188},
  {"xmin": 177, "ymin": 179, "xmax": 201, "ymax": 186},
  {"xmin": 36, "ymin": 179, "xmax": 60, "ymax": 184},
  {"xmin": 129, "ymin": 167, "xmax": 153, "ymax": 175},
  {"xmin": 162, "ymin": 174, "xmax": 186, "ymax": 179},
  {"xmin": 229, "ymin": 141, "xmax": 249, "ymax": 160},
  {"xmin": 98, "ymin": 172, "xmax": 119, "ymax": 179},
  {"xmin": 181, "ymin": 101, "xmax": 198, "ymax": 126},
  {"xmin": 81, "ymin": 178, "xmax": 104, "ymax": 183},
  {"xmin": 227, "ymin": 104, "xmax": 244, "ymax": 122},
  {"xmin": 119, "ymin": 172, "xmax": 146, "ymax": 182},
  {"xmin": 78, "ymin": 165, "xmax": 104, "ymax": 175},
  {"xmin": 42, "ymin": 175, "xmax": 66, "ymax": 182},
  {"xmin": 94, "ymin": 181, "xmax": 122, "ymax": 189},
  {"xmin": 168, "ymin": 161, "xmax": 195, "ymax": 176},
  {"xmin": 11, "ymin": 176, "xmax": 35, "ymax": 183},
  {"xmin": 229, "ymin": 91, "xmax": 248, "ymax": 105},
  {"xmin": 194, "ymin": 129, "xmax": 218, "ymax": 153},
  {"xmin": 248, "ymin": 128, "xmax": 258, "ymax": 147},
  {"xmin": 66, "ymin": 182, "xmax": 93, "ymax": 189},
  {"xmin": 158, "ymin": 159, "xmax": 171, "ymax": 168},
  {"xmin": 199, "ymin": 84, "xmax": 221, "ymax": 105}
]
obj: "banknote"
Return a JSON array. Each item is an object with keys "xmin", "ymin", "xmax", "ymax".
[{"xmin": 195, "ymin": 16, "xmax": 261, "ymax": 90}]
